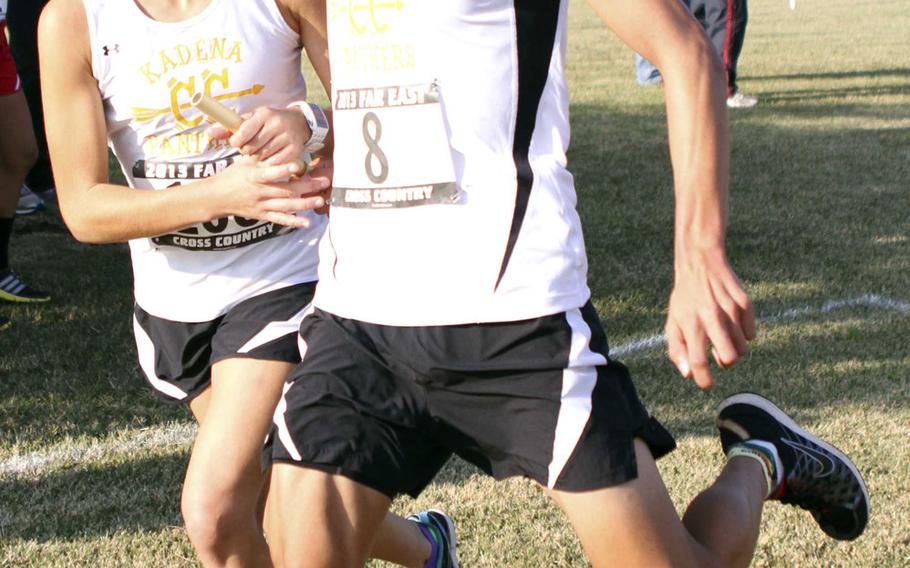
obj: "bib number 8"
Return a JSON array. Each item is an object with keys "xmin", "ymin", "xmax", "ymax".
[{"xmin": 363, "ymin": 112, "xmax": 389, "ymax": 184}]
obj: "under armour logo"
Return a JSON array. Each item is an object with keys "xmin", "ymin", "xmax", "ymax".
[{"xmin": 102, "ymin": 44, "xmax": 120, "ymax": 56}]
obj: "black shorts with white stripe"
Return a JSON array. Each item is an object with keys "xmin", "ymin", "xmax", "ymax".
[
  {"xmin": 269, "ymin": 301, "xmax": 676, "ymax": 498},
  {"xmin": 132, "ymin": 282, "xmax": 316, "ymax": 404}
]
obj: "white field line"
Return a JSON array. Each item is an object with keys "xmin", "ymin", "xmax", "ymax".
[
  {"xmin": 610, "ymin": 293, "xmax": 909, "ymax": 358},
  {"xmin": 1, "ymin": 294, "xmax": 907, "ymax": 479},
  {"xmin": 0, "ymin": 422, "xmax": 197, "ymax": 478}
]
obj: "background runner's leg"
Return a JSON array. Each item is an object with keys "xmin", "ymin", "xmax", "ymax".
[
  {"xmin": 550, "ymin": 439, "xmax": 765, "ymax": 568},
  {"xmin": 183, "ymin": 358, "xmax": 292, "ymax": 568},
  {"xmin": 188, "ymin": 359, "xmax": 432, "ymax": 567},
  {"xmin": 0, "ymin": 89, "xmax": 38, "ymax": 303},
  {"xmin": 0, "ymin": 90, "xmax": 37, "ymax": 218},
  {"xmin": 370, "ymin": 513, "xmax": 434, "ymax": 567},
  {"xmin": 5, "ymin": 0, "xmax": 54, "ymax": 195}
]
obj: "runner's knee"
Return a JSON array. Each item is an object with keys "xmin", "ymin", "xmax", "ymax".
[
  {"xmin": 180, "ymin": 480, "xmax": 250, "ymax": 553},
  {"xmin": 0, "ymin": 141, "xmax": 36, "ymax": 181}
]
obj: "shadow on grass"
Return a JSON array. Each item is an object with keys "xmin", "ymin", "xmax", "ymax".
[
  {"xmin": 11, "ymin": 216, "xmax": 70, "ymax": 236},
  {"xmin": 418, "ymin": 303, "xmax": 909, "ymax": 495},
  {"xmin": 569, "ymin": 97, "xmax": 908, "ymax": 336},
  {"xmin": 0, "ymin": 211, "xmax": 187, "ymax": 447},
  {"xmin": 0, "ymin": 312, "xmax": 904, "ymax": 541},
  {"xmin": 0, "ymin": 454, "xmax": 186, "ymax": 543},
  {"xmin": 568, "ymin": 95, "xmax": 908, "ymax": 440},
  {"xmin": 619, "ymin": 307, "xmax": 908, "ymax": 442},
  {"xmin": 759, "ymin": 84, "xmax": 910, "ymax": 103},
  {"xmin": 746, "ymin": 68, "xmax": 910, "ymax": 82},
  {"xmin": 0, "ymin": 74, "xmax": 906, "ymax": 510},
  {"xmin": 0, "ymin": 448, "xmax": 483, "ymax": 542},
  {"xmin": 418, "ymin": 304, "xmax": 908, "ymax": 492}
]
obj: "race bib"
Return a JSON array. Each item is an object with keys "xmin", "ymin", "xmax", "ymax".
[
  {"xmin": 328, "ymin": 1, "xmax": 458, "ymax": 209},
  {"xmin": 132, "ymin": 156, "xmax": 293, "ymax": 251}
]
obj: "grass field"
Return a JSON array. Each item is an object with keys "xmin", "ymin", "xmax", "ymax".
[{"xmin": 2, "ymin": 0, "xmax": 909, "ymax": 566}]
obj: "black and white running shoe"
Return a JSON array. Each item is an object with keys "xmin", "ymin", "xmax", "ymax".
[
  {"xmin": 717, "ymin": 392, "xmax": 869, "ymax": 541},
  {"xmin": 0, "ymin": 270, "xmax": 51, "ymax": 303}
]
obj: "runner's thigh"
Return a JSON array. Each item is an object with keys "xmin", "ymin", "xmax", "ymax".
[{"xmin": 551, "ymin": 439, "xmax": 703, "ymax": 568}]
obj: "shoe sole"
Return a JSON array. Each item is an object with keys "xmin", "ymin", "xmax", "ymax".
[
  {"xmin": 0, "ymin": 290, "xmax": 51, "ymax": 303},
  {"xmin": 718, "ymin": 393, "xmax": 870, "ymax": 523},
  {"xmin": 0, "ymin": 320, "xmax": 10, "ymax": 331},
  {"xmin": 427, "ymin": 508, "xmax": 460, "ymax": 568}
]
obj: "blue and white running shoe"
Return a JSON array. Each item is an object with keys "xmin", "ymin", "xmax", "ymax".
[{"xmin": 407, "ymin": 509, "xmax": 460, "ymax": 568}]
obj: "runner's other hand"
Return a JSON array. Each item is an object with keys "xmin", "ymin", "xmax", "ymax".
[
  {"xmin": 306, "ymin": 156, "xmax": 333, "ymax": 215},
  {"xmin": 212, "ymin": 157, "xmax": 330, "ymax": 228},
  {"xmin": 664, "ymin": 245, "xmax": 755, "ymax": 390},
  {"xmin": 209, "ymin": 105, "xmax": 312, "ymax": 166}
]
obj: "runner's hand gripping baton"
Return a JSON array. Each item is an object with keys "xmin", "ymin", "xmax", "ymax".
[{"xmin": 191, "ymin": 92, "xmax": 309, "ymax": 175}]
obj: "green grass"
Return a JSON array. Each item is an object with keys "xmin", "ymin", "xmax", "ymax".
[{"xmin": 2, "ymin": 0, "xmax": 908, "ymax": 565}]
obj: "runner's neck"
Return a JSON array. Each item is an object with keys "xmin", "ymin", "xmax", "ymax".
[{"xmin": 131, "ymin": 0, "xmax": 215, "ymax": 24}]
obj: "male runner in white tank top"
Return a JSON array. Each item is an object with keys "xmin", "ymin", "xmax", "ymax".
[
  {"xmin": 265, "ymin": 1, "xmax": 869, "ymax": 566},
  {"xmin": 38, "ymin": 0, "xmax": 457, "ymax": 566}
]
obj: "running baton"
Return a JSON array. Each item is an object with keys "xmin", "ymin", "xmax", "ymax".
[{"xmin": 191, "ymin": 92, "xmax": 309, "ymax": 175}]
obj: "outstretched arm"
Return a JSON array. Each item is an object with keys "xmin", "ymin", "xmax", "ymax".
[
  {"xmin": 39, "ymin": 0, "xmax": 328, "ymax": 244},
  {"xmin": 587, "ymin": 0, "xmax": 755, "ymax": 389}
]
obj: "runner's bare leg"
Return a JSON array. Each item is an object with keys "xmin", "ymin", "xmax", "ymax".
[{"xmin": 551, "ymin": 439, "xmax": 766, "ymax": 568}]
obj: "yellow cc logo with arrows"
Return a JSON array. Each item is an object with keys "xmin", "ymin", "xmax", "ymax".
[{"xmin": 330, "ymin": 0, "xmax": 405, "ymax": 35}]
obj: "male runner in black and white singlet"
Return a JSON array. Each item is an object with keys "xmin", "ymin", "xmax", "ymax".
[
  {"xmin": 38, "ymin": 0, "xmax": 457, "ymax": 566},
  {"xmin": 265, "ymin": 1, "xmax": 869, "ymax": 566}
]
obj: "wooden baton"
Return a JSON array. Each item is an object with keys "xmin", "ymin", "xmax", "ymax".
[{"xmin": 191, "ymin": 92, "xmax": 308, "ymax": 175}]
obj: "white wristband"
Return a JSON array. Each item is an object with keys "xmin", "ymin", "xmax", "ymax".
[{"xmin": 288, "ymin": 101, "xmax": 329, "ymax": 152}]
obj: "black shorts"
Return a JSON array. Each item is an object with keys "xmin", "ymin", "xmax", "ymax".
[
  {"xmin": 269, "ymin": 301, "xmax": 676, "ymax": 498},
  {"xmin": 133, "ymin": 282, "xmax": 316, "ymax": 404}
]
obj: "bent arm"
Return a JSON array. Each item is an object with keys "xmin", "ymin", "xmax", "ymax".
[
  {"xmin": 281, "ymin": 0, "xmax": 333, "ymax": 155},
  {"xmin": 588, "ymin": 0, "xmax": 729, "ymax": 248},
  {"xmin": 40, "ymin": 0, "xmax": 324, "ymax": 243},
  {"xmin": 588, "ymin": 0, "xmax": 754, "ymax": 388},
  {"xmin": 39, "ymin": 0, "xmax": 224, "ymax": 243}
]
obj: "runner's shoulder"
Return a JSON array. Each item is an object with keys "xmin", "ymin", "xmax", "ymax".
[
  {"xmin": 274, "ymin": 0, "xmax": 325, "ymax": 34},
  {"xmin": 38, "ymin": 0, "xmax": 92, "ymax": 76},
  {"xmin": 39, "ymin": 0, "xmax": 90, "ymax": 48}
]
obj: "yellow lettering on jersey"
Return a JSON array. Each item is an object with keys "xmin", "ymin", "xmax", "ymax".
[
  {"xmin": 137, "ymin": 37, "xmax": 243, "ymax": 86},
  {"xmin": 159, "ymin": 51, "xmax": 178, "ymax": 75},
  {"xmin": 175, "ymin": 44, "xmax": 193, "ymax": 66},
  {"xmin": 194, "ymin": 39, "xmax": 210, "ymax": 62},
  {"xmin": 144, "ymin": 132, "xmax": 225, "ymax": 158},
  {"xmin": 226, "ymin": 41, "xmax": 242, "ymax": 64},
  {"xmin": 139, "ymin": 63, "xmax": 161, "ymax": 85},
  {"xmin": 175, "ymin": 134, "xmax": 193, "ymax": 155},
  {"xmin": 330, "ymin": 0, "xmax": 404, "ymax": 36},
  {"xmin": 341, "ymin": 43, "xmax": 415, "ymax": 74},
  {"xmin": 168, "ymin": 76, "xmax": 200, "ymax": 128},
  {"xmin": 210, "ymin": 37, "xmax": 226, "ymax": 61},
  {"xmin": 203, "ymin": 68, "xmax": 229, "ymax": 92},
  {"xmin": 160, "ymin": 136, "xmax": 175, "ymax": 155}
]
